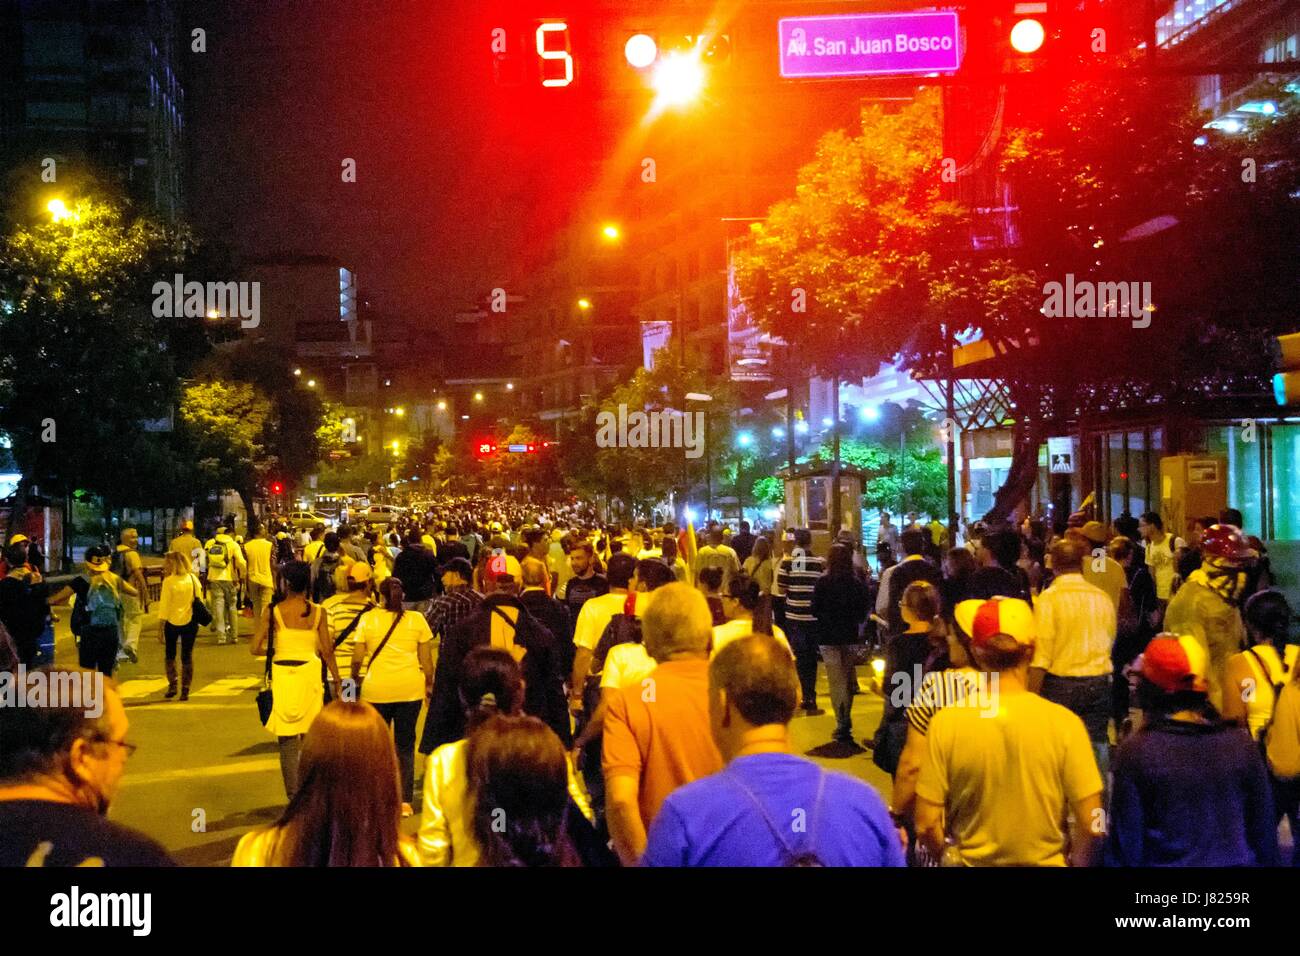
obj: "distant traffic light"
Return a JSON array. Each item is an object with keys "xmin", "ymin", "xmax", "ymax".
[
  {"xmin": 270, "ymin": 481, "xmax": 284, "ymax": 496},
  {"xmin": 1010, "ymin": 16, "xmax": 1046, "ymax": 53},
  {"xmin": 1273, "ymin": 332, "xmax": 1300, "ymax": 406}
]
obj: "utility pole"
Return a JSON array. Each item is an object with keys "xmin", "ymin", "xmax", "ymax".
[
  {"xmin": 945, "ymin": 321, "xmax": 959, "ymax": 543},
  {"xmin": 829, "ymin": 373, "xmax": 842, "ymax": 536}
]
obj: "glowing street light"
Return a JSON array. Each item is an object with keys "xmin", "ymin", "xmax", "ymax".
[
  {"xmin": 46, "ymin": 198, "xmax": 78, "ymax": 223},
  {"xmin": 735, "ymin": 431, "xmax": 753, "ymax": 448},
  {"xmin": 505, "ymin": 382, "xmax": 514, "ymax": 391},
  {"xmin": 577, "ymin": 298, "xmax": 592, "ymax": 310},
  {"xmin": 651, "ymin": 52, "xmax": 706, "ymax": 111},
  {"xmin": 624, "ymin": 33, "xmax": 658, "ymax": 69},
  {"xmin": 437, "ymin": 400, "xmax": 447, "ymax": 411},
  {"xmin": 1010, "ymin": 18, "xmax": 1046, "ymax": 54},
  {"xmin": 293, "ymin": 368, "xmax": 302, "ymax": 377},
  {"xmin": 306, "ymin": 379, "xmax": 316, "ymax": 388},
  {"xmin": 601, "ymin": 224, "xmax": 621, "ymax": 242},
  {"xmin": 474, "ymin": 392, "xmax": 484, "ymax": 402},
  {"xmin": 860, "ymin": 405, "xmax": 880, "ymax": 422},
  {"xmin": 206, "ymin": 309, "xmax": 221, "ymax": 320},
  {"xmin": 393, "ymin": 406, "xmax": 405, "ymax": 417}
]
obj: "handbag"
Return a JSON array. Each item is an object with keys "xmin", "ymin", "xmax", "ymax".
[
  {"xmin": 189, "ymin": 575, "xmax": 213, "ymax": 629},
  {"xmin": 255, "ymin": 608, "xmax": 276, "ymax": 726}
]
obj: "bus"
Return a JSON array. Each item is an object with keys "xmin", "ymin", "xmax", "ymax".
[{"xmin": 314, "ymin": 492, "xmax": 370, "ymax": 521}]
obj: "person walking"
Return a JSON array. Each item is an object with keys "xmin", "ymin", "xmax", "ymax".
[
  {"xmin": 111, "ymin": 528, "xmax": 149, "ymax": 665},
  {"xmin": 155, "ymin": 551, "xmax": 203, "ymax": 700},
  {"xmin": 251, "ymin": 560, "xmax": 341, "ymax": 800},
  {"xmin": 872, "ymin": 580, "xmax": 946, "ymax": 774},
  {"xmin": 775, "ymin": 528, "xmax": 826, "ymax": 715},
  {"xmin": 812, "ymin": 543, "xmax": 870, "ymax": 746},
  {"xmin": 352, "ymin": 577, "xmax": 434, "ymax": 817},
  {"xmin": 419, "ymin": 647, "xmax": 594, "ymax": 867},
  {"xmin": 741, "ymin": 535, "xmax": 776, "ymax": 595},
  {"xmin": 242, "ymin": 522, "xmax": 276, "ymax": 630},
  {"xmin": 232, "ymin": 701, "xmax": 419, "ymax": 866},
  {"xmin": 1107, "ymin": 634, "xmax": 1278, "ymax": 866},
  {"xmin": 77, "ymin": 546, "xmax": 137, "ymax": 677},
  {"xmin": 204, "ymin": 525, "xmax": 246, "ymax": 645}
]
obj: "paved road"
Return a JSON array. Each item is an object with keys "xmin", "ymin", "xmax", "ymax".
[{"xmin": 52, "ymin": 606, "xmax": 894, "ymax": 865}]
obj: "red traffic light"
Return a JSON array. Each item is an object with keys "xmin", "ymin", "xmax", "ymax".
[
  {"xmin": 1010, "ymin": 18, "xmax": 1046, "ymax": 53},
  {"xmin": 270, "ymin": 481, "xmax": 284, "ymax": 495}
]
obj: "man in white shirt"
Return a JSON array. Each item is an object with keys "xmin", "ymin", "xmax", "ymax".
[
  {"xmin": 1030, "ymin": 538, "xmax": 1117, "ymax": 776},
  {"xmin": 569, "ymin": 552, "xmax": 639, "ymax": 712},
  {"xmin": 1139, "ymin": 511, "xmax": 1183, "ymax": 605}
]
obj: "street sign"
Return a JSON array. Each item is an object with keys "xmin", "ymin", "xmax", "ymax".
[
  {"xmin": 1048, "ymin": 436, "xmax": 1074, "ymax": 474},
  {"xmin": 778, "ymin": 11, "xmax": 962, "ymax": 79}
]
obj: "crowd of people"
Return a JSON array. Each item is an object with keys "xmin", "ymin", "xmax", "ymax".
[{"xmin": 1, "ymin": 495, "xmax": 1297, "ymax": 868}]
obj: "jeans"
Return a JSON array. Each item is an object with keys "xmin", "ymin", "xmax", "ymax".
[
  {"xmin": 164, "ymin": 621, "xmax": 199, "ymax": 664},
  {"xmin": 120, "ymin": 594, "xmax": 144, "ymax": 655},
  {"xmin": 372, "ymin": 699, "xmax": 422, "ymax": 804},
  {"xmin": 278, "ymin": 734, "xmax": 303, "ymax": 800},
  {"xmin": 786, "ymin": 622, "xmax": 820, "ymax": 707},
  {"xmin": 79, "ymin": 625, "xmax": 119, "ymax": 677},
  {"xmin": 1040, "ymin": 672, "xmax": 1112, "ymax": 780},
  {"xmin": 209, "ymin": 580, "xmax": 238, "ymax": 643},
  {"xmin": 821, "ymin": 645, "xmax": 862, "ymax": 738},
  {"xmin": 249, "ymin": 583, "xmax": 275, "ymax": 627}
]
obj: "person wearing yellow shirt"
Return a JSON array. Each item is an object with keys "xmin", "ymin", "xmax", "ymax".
[
  {"xmin": 155, "ymin": 551, "xmax": 204, "ymax": 699},
  {"xmin": 242, "ymin": 523, "xmax": 276, "ymax": 626},
  {"xmin": 303, "ymin": 527, "xmax": 326, "ymax": 566}
]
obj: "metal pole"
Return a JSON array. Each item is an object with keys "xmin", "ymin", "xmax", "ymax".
[
  {"xmin": 830, "ymin": 374, "xmax": 842, "ymax": 536},
  {"xmin": 946, "ymin": 322, "xmax": 959, "ymax": 543}
]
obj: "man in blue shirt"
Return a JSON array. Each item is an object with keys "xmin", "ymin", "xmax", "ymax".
[{"xmin": 642, "ymin": 633, "xmax": 906, "ymax": 867}]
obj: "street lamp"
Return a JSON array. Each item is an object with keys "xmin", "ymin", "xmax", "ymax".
[
  {"xmin": 651, "ymin": 52, "xmax": 706, "ymax": 113},
  {"xmin": 437, "ymin": 400, "xmax": 447, "ymax": 411},
  {"xmin": 601, "ymin": 224, "xmax": 621, "ymax": 242},
  {"xmin": 393, "ymin": 406, "xmax": 405, "ymax": 417},
  {"xmin": 46, "ymin": 198, "xmax": 78, "ymax": 223},
  {"xmin": 306, "ymin": 379, "xmax": 316, "ymax": 388},
  {"xmin": 577, "ymin": 298, "xmax": 592, "ymax": 311},
  {"xmin": 293, "ymin": 368, "xmax": 302, "ymax": 377},
  {"xmin": 474, "ymin": 391, "xmax": 484, "ymax": 402},
  {"xmin": 505, "ymin": 382, "xmax": 514, "ymax": 391}
]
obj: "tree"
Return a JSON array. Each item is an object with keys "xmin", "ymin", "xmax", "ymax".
[
  {"xmin": 176, "ymin": 380, "xmax": 273, "ymax": 519},
  {"xmin": 0, "ymin": 187, "xmax": 200, "ymax": 523}
]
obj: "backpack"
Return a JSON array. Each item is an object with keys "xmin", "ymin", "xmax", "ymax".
[
  {"xmin": 206, "ymin": 538, "xmax": 230, "ymax": 571},
  {"xmin": 726, "ymin": 767, "xmax": 828, "ymax": 866},
  {"xmin": 314, "ymin": 553, "xmax": 341, "ymax": 602},
  {"xmin": 85, "ymin": 578, "xmax": 122, "ymax": 628}
]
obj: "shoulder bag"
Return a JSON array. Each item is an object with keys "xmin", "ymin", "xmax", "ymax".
[
  {"xmin": 189, "ymin": 575, "xmax": 213, "ymax": 629},
  {"xmin": 358, "ymin": 610, "xmax": 405, "ymax": 694},
  {"xmin": 255, "ymin": 606, "xmax": 277, "ymax": 726}
]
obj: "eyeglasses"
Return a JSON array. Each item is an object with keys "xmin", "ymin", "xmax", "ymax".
[{"xmin": 86, "ymin": 735, "xmax": 138, "ymax": 757}]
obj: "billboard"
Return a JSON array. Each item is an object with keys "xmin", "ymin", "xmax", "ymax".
[{"xmin": 726, "ymin": 237, "xmax": 774, "ymax": 382}]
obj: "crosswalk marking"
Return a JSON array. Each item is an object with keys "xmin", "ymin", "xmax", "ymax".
[
  {"xmin": 189, "ymin": 676, "xmax": 262, "ymax": 698},
  {"xmin": 121, "ymin": 757, "xmax": 282, "ymax": 787},
  {"xmin": 116, "ymin": 678, "xmax": 170, "ymax": 700}
]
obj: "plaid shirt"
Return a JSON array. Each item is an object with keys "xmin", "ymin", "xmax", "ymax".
[{"xmin": 425, "ymin": 586, "xmax": 483, "ymax": 640}]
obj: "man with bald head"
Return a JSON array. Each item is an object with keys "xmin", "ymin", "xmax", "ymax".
[
  {"xmin": 519, "ymin": 557, "xmax": 574, "ymax": 674},
  {"xmin": 603, "ymin": 582, "xmax": 724, "ymax": 864},
  {"xmin": 644, "ymin": 635, "xmax": 905, "ymax": 867},
  {"xmin": 0, "ymin": 670, "xmax": 174, "ymax": 865}
]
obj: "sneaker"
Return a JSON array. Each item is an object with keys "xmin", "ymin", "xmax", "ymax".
[
  {"xmin": 801, "ymin": 703, "xmax": 826, "ymax": 717},
  {"xmin": 122, "ymin": 645, "xmax": 138, "ymax": 664}
]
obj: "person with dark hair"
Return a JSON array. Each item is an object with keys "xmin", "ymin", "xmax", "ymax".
[
  {"xmin": 0, "ymin": 669, "xmax": 175, "ymax": 866},
  {"xmin": 715, "ymin": 573, "xmax": 791, "ymax": 657},
  {"xmin": 916, "ymin": 598, "xmax": 1104, "ymax": 866},
  {"xmin": 1138, "ymin": 511, "xmax": 1183, "ymax": 611},
  {"xmin": 970, "ymin": 528, "xmax": 1033, "ymax": 602},
  {"xmin": 251, "ymin": 560, "xmax": 342, "ymax": 800},
  {"xmin": 562, "ymin": 541, "xmax": 609, "ymax": 619},
  {"xmin": 1223, "ymin": 590, "xmax": 1295, "ymax": 739},
  {"xmin": 1220, "ymin": 508, "xmax": 1245, "ymax": 530},
  {"xmin": 0, "ymin": 543, "xmax": 73, "ymax": 669},
  {"xmin": 233, "ymin": 701, "xmax": 419, "ymax": 865},
  {"xmin": 643, "ymin": 635, "xmax": 904, "ymax": 867},
  {"xmin": 1107, "ymin": 635, "xmax": 1278, "ymax": 866},
  {"xmin": 697, "ymin": 566, "xmax": 727, "ymax": 626},
  {"xmin": 419, "ymin": 648, "xmax": 594, "ymax": 867},
  {"xmin": 731, "ymin": 520, "xmax": 756, "ymax": 565},
  {"xmin": 423, "ymin": 569, "xmax": 570, "ymax": 755},
  {"xmin": 775, "ymin": 528, "xmax": 827, "ymax": 715},
  {"xmin": 392, "ymin": 534, "xmax": 440, "ymax": 614},
  {"xmin": 694, "ymin": 526, "xmax": 740, "ymax": 592},
  {"xmin": 812, "ymin": 544, "xmax": 871, "ymax": 746},
  {"xmin": 871, "ymin": 580, "xmax": 947, "ymax": 774},
  {"xmin": 1108, "ymin": 535, "xmax": 1159, "ymax": 728},
  {"xmin": 875, "ymin": 527, "xmax": 942, "ymax": 643},
  {"xmin": 659, "ymin": 535, "xmax": 689, "ymax": 583},
  {"xmin": 569, "ymin": 551, "xmax": 638, "ymax": 712},
  {"xmin": 467, "ymin": 715, "xmax": 579, "ymax": 867},
  {"xmin": 939, "ymin": 546, "xmax": 978, "ymax": 616},
  {"xmin": 425, "ymin": 557, "xmax": 482, "ymax": 647},
  {"xmin": 352, "ymin": 576, "xmax": 434, "ymax": 815}
]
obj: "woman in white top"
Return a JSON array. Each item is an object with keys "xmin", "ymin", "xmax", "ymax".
[
  {"xmin": 251, "ymin": 560, "xmax": 341, "ymax": 800},
  {"xmin": 155, "ymin": 551, "xmax": 202, "ymax": 700},
  {"xmin": 419, "ymin": 646, "xmax": 593, "ymax": 867},
  {"xmin": 1223, "ymin": 590, "xmax": 1297, "ymax": 739},
  {"xmin": 352, "ymin": 577, "xmax": 433, "ymax": 816},
  {"xmin": 713, "ymin": 572, "xmax": 792, "ymax": 659},
  {"xmin": 232, "ymin": 700, "xmax": 419, "ymax": 866}
]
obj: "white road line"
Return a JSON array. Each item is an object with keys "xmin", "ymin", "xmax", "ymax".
[
  {"xmin": 115, "ymin": 679, "xmax": 170, "ymax": 700},
  {"xmin": 189, "ymin": 676, "xmax": 262, "ymax": 698},
  {"xmin": 120, "ymin": 757, "xmax": 282, "ymax": 787}
]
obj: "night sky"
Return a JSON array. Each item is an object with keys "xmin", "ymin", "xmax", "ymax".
[{"xmin": 185, "ymin": 0, "xmax": 649, "ymax": 334}]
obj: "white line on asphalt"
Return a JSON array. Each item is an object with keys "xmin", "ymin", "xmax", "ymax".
[
  {"xmin": 120, "ymin": 757, "xmax": 282, "ymax": 787},
  {"xmin": 116, "ymin": 679, "xmax": 170, "ymax": 699},
  {"xmin": 189, "ymin": 676, "xmax": 262, "ymax": 697}
]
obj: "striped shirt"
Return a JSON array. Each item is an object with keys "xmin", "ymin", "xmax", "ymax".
[
  {"xmin": 1031, "ymin": 573, "xmax": 1116, "ymax": 678},
  {"xmin": 425, "ymin": 586, "xmax": 483, "ymax": 641},
  {"xmin": 776, "ymin": 553, "xmax": 826, "ymax": 624},
  {"xmin": 321, "ymin": 595, "xmax": 374, "ymax": 673},
  {"xmin": 906, "ymin": 668, "xmax": 981, "ymax": 735}
]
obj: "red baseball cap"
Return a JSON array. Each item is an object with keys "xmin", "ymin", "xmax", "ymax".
[
  {"xmin": 1137, "ymin": 634, "xmax": 1208, "ymax": 694},
  {"xmin": 954, "ymin": 597, "xmax": 1036, "ymax": 648}
]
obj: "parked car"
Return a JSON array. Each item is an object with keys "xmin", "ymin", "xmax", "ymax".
[
  {"xmin": 357, "ymin": 504, "xmax": 403, "ymax": 526},
  {"xmin": 286, "ymin": 511, "xmax": 331, "ymax": 530}
]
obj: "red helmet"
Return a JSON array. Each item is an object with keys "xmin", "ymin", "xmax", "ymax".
[{"xmin": 1200, "ymin": 524, "xmax": 1257, "ymax": 564}]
